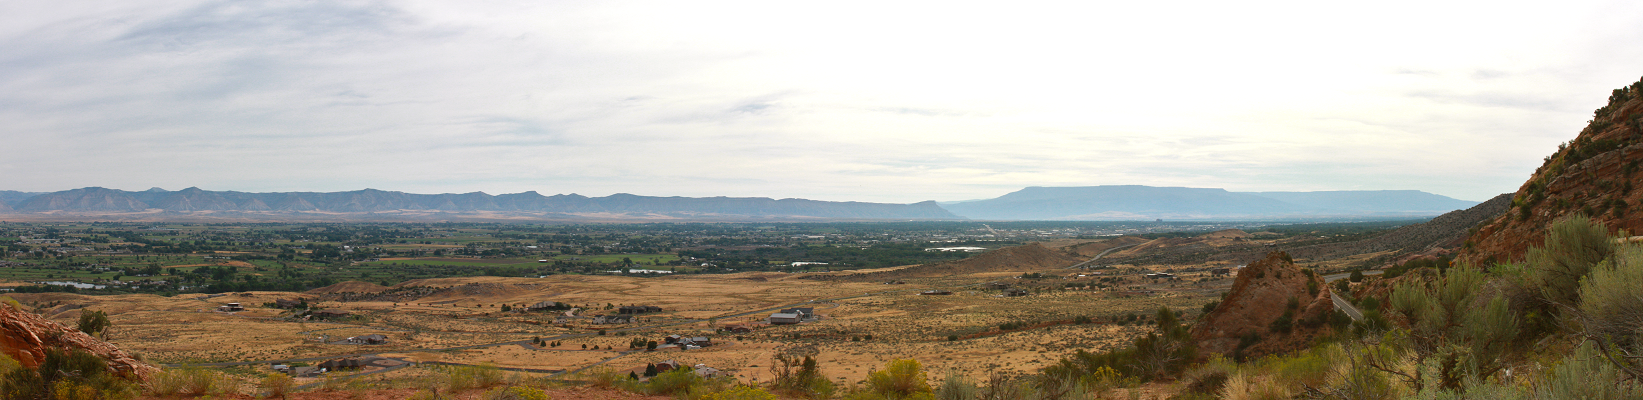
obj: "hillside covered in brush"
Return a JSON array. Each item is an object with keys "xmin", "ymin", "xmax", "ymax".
[{"xmin": 1464, "ymin": 76, "xmax": 1643, "ymax": 264}]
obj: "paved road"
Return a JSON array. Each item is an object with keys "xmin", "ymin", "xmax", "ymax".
[
  {"xmin": 1320, "ymin": 269, "xmax": 1382, "ymax": 321},
  {"xmin": 1065, "ymin": 244, "xmax": 1139, "ymax": 269}
]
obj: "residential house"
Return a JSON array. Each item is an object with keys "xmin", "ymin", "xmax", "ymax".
[
  {"xmin": 217, "ymin": 303, "xmax": 245, "ymax": 312},
  {"xmin": 319, "ymin": 358, "xmax": 365, "ymax": 370},
  {"xmin": 693, "ymin": 364, "xmax": 721, "ymax": 378},
  {"xmin": 655, "ymin": 360, "xmax": 682, "ymax": 372},
  {"xmin": 769, "ymin": 312, "xmax": 801, "ymax": 325},
  {"xmin": 347, "ymin": 334, "xmax": 388, "ymax": 345}
]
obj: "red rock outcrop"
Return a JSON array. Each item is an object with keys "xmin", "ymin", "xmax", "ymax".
[
  {"xmin": 1191, "ymin": 251, "xmax": 1334, "ymax": 358},
  {"xmin": 1462, "ymin": 76, "xmax": 1643, "ymax": 264},
  {"xmin": 0, "ymin": 305, "xmax": 157, "ymax": 380}
]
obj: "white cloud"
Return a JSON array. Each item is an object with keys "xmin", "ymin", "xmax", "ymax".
[{"xmin": 3, "ymin": 0, "xmax": 1642, "ymax": 203}]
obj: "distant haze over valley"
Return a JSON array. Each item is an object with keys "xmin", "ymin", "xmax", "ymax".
[{"xmin": 0, "ymin": 185, "xmax": 1483, "ymax": 222}]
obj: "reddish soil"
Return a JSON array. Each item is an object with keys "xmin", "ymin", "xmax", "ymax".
[
  {"xmin": 0, "ymin": 304, "xmax": 158, "ymax": 380},
  {"xmin": 1190, "ymin": 251, "xmax": 1334, "ymax": 359},
  {"xmin": 136, "ymin": 386, "xmax": 672, "ymax": 400}
]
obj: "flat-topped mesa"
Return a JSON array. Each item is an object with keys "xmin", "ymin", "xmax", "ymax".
[{"xmin": 1191, "ymin": 251, "xmax": 1335, "ymax": 359}]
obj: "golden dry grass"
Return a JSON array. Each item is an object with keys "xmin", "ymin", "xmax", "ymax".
[{"xmin": 10, "ymin": 257, "xmax": 1232, "ymax": 388}]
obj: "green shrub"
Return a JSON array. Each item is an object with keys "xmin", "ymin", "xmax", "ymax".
[
  {"xmin": 1579, "ymin": 243, "xmax": 1643, "ymax": 350},
  {"xmin": 861, "ymin": 359, "xmax": 932, "ymax": 400},
  {"xmin": 147, "ymin": 366, "xmax": 237, "ymax": 397},
  {"xmin": 480, "ymin": 385, "xmax": 551, "ymax": 400},
  {"xmin": 1526, "ymin": 215, "xmax": 1613, "ymax": 309},
  {"xmin": 934, "ymin": 371, "xmax": 977, "ymax": 400},
  {"xmin": 1537, "ymin": 342, "xmax": 1642, "ymax": 399},
  {"xmin": 701, "ymin": 385, "xmax": 778, "ymax": 400},
  {"xmin": 445, "ymin": 363, "xmax": 505, "ymax": 391},
  {"xmin": 1271, "ymin": 349, "xmax": 1331, "ymax": 387},
  {"xmin": 260, "ymin": 372, "xmax": 295, "ymax": 399},
  {"xmin": 643, "ymin": 367, "xmax": 705, "ymax": 396},
  {"xmin": 77, "ymin": 309, "xmax": 111, "ymax": 338}
]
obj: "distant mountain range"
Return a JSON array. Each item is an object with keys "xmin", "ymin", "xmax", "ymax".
[
  {"xmin": 0, "ymin": 185, "xmax": 1483, "ymax": 222},
  {"xmin": 0, "ymin": 187, "xmax": 958, "ymax": 221},
  {"xmin": 941, "ymin": 186, "xmax": 1481, "ymax": 220}
]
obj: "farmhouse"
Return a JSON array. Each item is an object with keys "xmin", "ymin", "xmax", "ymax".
[
  {"xmin": 217, "ymin": 303, "xmax": 244, "ymax": 312},
  {"xmin": 347, "ymin": 334, "xmax": 388, "ymax": 345},
  {"xmin": 920, "ymin": 290, "xmax": 953, "ymax": 295}
]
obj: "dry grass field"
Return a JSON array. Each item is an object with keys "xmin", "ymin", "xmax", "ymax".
[{"xmin": 6, "ymin": 239, "xmax": 1240, "ymax": 389}]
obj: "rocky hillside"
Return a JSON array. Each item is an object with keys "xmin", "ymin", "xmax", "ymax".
[
  {"xmin": 1099, "ymin": 195, "xmax": 1511, "ymax": 268},
  {"xmin": 1463, "ymin": 76, "xmax": 1643, "ymax": 264},
  {"xmin": 1191, "ymin": 251, "xmax": 1334, "ymax": 359},
  {"xmin": 3, "ymin": 187, "xmax": 960, "ymax": 221},
  {"xmin": 0, "ymin": 304, "xmax": 156, "ymax": 380}
]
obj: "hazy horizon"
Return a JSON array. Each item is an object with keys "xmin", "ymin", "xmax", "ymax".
[{"xmin": 6, "ymin": 1, "xmax": 1641, "ymax": 203}]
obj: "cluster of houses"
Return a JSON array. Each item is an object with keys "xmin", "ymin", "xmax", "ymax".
[
  {"xmin": 664, "ymin": 335, "xmax": 713, "ymax": 349},
  {"xmin": 649, "ymin": 360, "xmax": 722, "ymax": 378},
  {"xmin": 984, "ymin": 282, "xmax": 1030, "ymax": 297},
  {"xmin": 274, "ymin": 356, "xmax": 385, "ymax": 378},
  {"xmin": 768, "ymin": 307, "xmax": 816, "ymax": 325}
]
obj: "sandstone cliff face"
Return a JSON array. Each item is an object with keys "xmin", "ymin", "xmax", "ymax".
[
  {"xmin": 1191, "ymin": 251, "xmax": 1333, "ymax": 358},
  {"xmin": 0, "ymin": 305, "xmax": 156, "ymax": 380},
  {"xmin": 1464, "ymin": 77, "xmax": 1643, "ymax": 264}
]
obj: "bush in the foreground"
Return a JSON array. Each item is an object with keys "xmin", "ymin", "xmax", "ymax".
[
  {"xmin": 480, "ymin": 385, "xmax": 552, "ymax": 400},
  {"xmin": 848, "ymin": 359, "xmax": 932, "ymax": 400},
  {"xmin": 445, "ymin": 363, "xmax": 505, "ymax": 391},
  {"xmin": 701, "ymin": 385, "xmax": 779, "ymax": 400},
  {"xmin": 259, "ymin": 372, "xmax": 295, "ymax": 399},
  {"xmin": 146, "ymin": 366, "xmax": 238, "ymax": 397}
]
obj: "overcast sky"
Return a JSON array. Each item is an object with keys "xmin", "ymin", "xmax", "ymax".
[{"xmin": 4, "ymin": 1, "xmax": 1641, "ymax": 203}]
